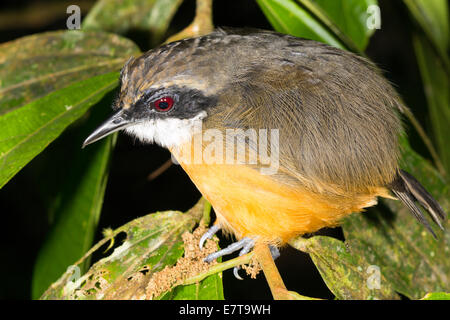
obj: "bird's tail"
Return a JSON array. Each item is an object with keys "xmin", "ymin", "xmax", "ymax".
[{"xmin": 390, "ymin": 169, "xmax": 447, "ymax": 238}]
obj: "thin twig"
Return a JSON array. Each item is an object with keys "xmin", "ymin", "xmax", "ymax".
[
  {"xmin": 201, "ymin": 199, "xmax": 212, "ymax": 226},
  {"xmin": 182, "ymin": 252, "xmax": 254, "ymax": 285},
  {"xmin": 147, "ymin": 159, "xmax": 173, "ymax": 181},
  {"xmin": 401, "ymin": 106, "xmax": 446, "ymax": 177}
]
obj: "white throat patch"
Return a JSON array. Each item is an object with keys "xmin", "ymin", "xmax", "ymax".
[{"xmin": 125, "ymin": 111, "xmax": 207, "ymax": 148}]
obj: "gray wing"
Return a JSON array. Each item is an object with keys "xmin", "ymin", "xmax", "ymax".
[{"xmin": 208, "ymin": 34, "xmax": 404, "ymax": 194}]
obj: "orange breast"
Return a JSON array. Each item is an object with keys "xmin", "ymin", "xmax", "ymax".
[{"xmin": 171, "ymin": 144, "xmax": 386, "ymax": 245}]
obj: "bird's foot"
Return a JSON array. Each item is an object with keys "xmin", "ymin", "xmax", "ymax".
[
  {"xmin": 231, "ymin": 243, "xmax": 280, "ymax": 280},
  {"xmin": 199, "ymin": 226, "xmax": 280, "ymax": 280},
  {"xmin": 199, "ymin": 224, "xmax": 220, "ymax": 250},
  {"xmin": 203, "ymin": 237, "xmax": 254, "ymax": 263}
]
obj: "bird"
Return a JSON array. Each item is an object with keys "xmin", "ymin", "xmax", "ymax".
[{"xmin": 83, "ymin": 28, "xmax": 446, "ymax": 283}]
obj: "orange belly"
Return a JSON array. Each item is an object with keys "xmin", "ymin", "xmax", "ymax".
[{"xmin": 171, "ymin": 146, "xmax": 388, "ymax": 245}]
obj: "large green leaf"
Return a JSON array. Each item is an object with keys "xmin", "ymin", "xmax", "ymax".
[
  {"xmin": 421, "ymin": 292, "xmax": 450, "ymax": 300},
  {"xmin": 256, "ymin": 0, "xmax": 344, "ymax": 49},
  {"xmin": 297, "ymin": 0, "xmax": 378, "ymax": 51},
  {"xmin": 290, "ymin": 235, "xmax": 399, "ymax": 299},
  {"xmin": 82, "ymin": 0, "xmax": 183, "ymax": 46},
  {"xmin": 40, "ymin": 199, "xmax": 224, "ymax": 300},
  {"xmin": 412, "ymin": 34, "xmax": 450, "ymax": 179},
  {"xmin": 161, "ymin": 271, "xmax": 224, "ymax": 300},
  {"xmin": 256, "ymin": 0, "xmax": 378, "ymax": 52},
  {"xmin": 404, "ymin": 0, "xmax": 450, "ymax": 177},
  {"xmin": 31, "ymin": 95, "xmax": 118, "ymax": 299},
  {"xmin": 403, "ymin": 0, "xmax": 449, "ymax": 71},
  {"xmin": 291, "ymin": 138, "xmax": 449, "ymax": 299},
  {"xmin": 0, "ymin": 72, "xmax": 119, "ymax": 189},
  {"xmin": 0, "ymin": 30, "xmax": 139, "ymax": 115}
]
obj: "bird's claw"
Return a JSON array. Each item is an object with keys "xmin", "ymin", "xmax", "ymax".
[
  {"xmin": 199, "ymin": 225, "xmax": 220, "ymax": 250},
  {"xmin": 269, "ymin": 245, "xmax": 280, "ymax": 260},
  {"xmin": 232, "ymin": 244, "xmax": 280, "ymax": 280},
  {"xmin": 204, "ymin": 237, "xmax": 254, "ymax": 263},
  {"xmin": 231, "ymin": 238, "xmax": 255, "ymax": 280},
  {"xmin": 199, "ymin": 228, "xmax": 280, "ymax": 280}
]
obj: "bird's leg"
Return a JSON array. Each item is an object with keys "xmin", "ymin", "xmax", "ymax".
[
  {"xmin": 232, "ymin": 243, "xmax": 280, "ymax": 280},
  {"xmin": 253, "ymin": 242, "xmax": 294, "ymax": 300},
  {"xmin": 200, "ymin": 226, "xmax": 282, "ymax": 280}
]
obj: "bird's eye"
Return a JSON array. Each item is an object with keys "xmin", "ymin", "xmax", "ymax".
[{"xmin": 153, "ymin": 96, "xmax": 174, "ymax": 112}]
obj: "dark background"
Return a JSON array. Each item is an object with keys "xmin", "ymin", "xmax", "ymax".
[{"xmin": 0, "ymin": 0, "xmax": 432, "ymax": 299}]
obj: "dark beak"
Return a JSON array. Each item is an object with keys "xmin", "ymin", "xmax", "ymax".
[{"xmin": 82, "ymin": 109, "xmax": 133, "ymax": 148}]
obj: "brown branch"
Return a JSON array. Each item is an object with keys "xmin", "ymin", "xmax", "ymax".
[{"xmin": 165, "ymin": 0, "xmax": 214, "ymax": 43}]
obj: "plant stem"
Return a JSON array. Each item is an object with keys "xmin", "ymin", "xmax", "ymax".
[
  {"xmin": 182, "ymin": 252, "xmax": 254, "ymax": 285},
  {"xmin": 165, "ymin": 0, "xmax": 214, "ymax": 43}
]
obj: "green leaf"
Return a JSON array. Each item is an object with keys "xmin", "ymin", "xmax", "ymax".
[
  {"xmin": 403, "ymin": 0, "xmax": 449, "ymax": 71},
  {"xmin": 256, "ymin": 0, "xmax": 379, "ymax": 52},
  {"xmin": 292, "ymin": 138, "xmax": 449, "ymax": 299},
  {"xmin": 162, "ymin": 273, "xmax": 224, "ymax": 300},
  {"xmin": 82, "ymin": 0, "xmax": 183, "ymax": 46},
  {"xmin": 0, "ymin": 30, "xmax": 139, "ymax": 115},
  {"xmin": 412, "ymin": 34, "xmax": 450, "ymax": 177},
  {"xmin": 405, "ymin": 2, "xmax": 450, "ymax": 176},
  {"xmin": 255, "ymin": 0, "xmax": 345, "ymax": 49},
  {"xmin": 40, "ymin": 199, "xmax": 224, "ymax": 300},
  {"xmin": 290, "ymin": 236, "xmax": 398, "ymax": 299},
  {"xmin": 31, "ymin": 93, "xmax": 118, "ymax": 299},
  {"xmin": 297, "ymin": 0, "xmax": 378, "ymax": 51},
  {"xmin": 421, "ymin": 292, "xmax": 450, "ymax": 300},
  {"xmin": 0, "ymin": 71, "xmax": 119, "ymax": 189}
]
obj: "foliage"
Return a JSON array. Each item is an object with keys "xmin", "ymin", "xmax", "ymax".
[
  {"xmin": 0, "ymin": 0, "xmax": 447, "ymax": 300},
  {"xmin": 41, "ymin": 198, "xmax": 224, "ymax": 300}
]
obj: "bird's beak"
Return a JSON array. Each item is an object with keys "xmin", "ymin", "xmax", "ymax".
[{"xmin": 82, "ymin": 109, "xmax": 133, "ymax": 148}]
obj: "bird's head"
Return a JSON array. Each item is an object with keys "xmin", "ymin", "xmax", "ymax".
[
  {"xmin": 82, "ymin": 34, "xmax": 235, "ymax": 149},
  {"xmin": 82, "ymin": 28, "xmax": 319, "ymax": 150}
]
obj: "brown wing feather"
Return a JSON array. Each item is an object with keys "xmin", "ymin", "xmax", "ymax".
[{"xmin": 205, "ymin": 35, "xmax": 404, "ymax": 196}]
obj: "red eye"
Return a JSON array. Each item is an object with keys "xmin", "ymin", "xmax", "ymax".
[{"xmin": 154, "ymin": 96, "xmax": 174, "ymax": 111}]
